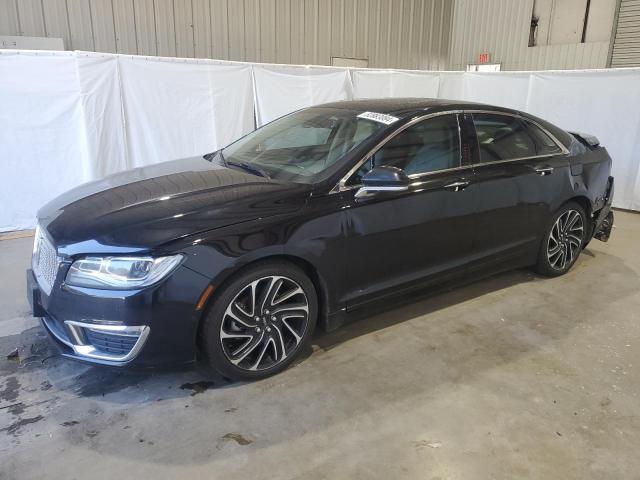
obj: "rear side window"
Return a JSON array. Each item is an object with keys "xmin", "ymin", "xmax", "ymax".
[
  {"xmin": 472, "ymin": 113, "xmax": 562, "ymax": 163},
  {"xmin": 348, "ymin": 114, "xmax": 461, "ymax": 184}
]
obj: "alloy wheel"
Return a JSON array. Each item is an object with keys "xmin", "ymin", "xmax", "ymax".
[
  {"xmin": 219, "ymin": 276, "xmax": 309, "ymax": 371},
  {"xmin": 547, "ymin": 209, "xmax": 584, "ymax": 271}
]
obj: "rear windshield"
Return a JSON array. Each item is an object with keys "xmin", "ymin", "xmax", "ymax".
[{"xmin": 222, "ymin": 107, "xmax": 387, "ymax": 183}]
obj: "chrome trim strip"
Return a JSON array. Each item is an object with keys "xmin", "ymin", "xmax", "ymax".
[
  {"xmin": 354, "ymin": 185, "xmax": 409, "ymax": 199},
  {"xmin": 331, "ymin": 108, "xmax": 569, "ymax": 194},
  {"xmin": 63, "ymin": 320, "xmax": 150, "ymax": 363},
  {"xmin": 42, "ymin": 317, "xmax": 74, "ymax": 348},
  {"xmin": 468, "ymin": 152, "xmax": 561, "ymax": 167}
]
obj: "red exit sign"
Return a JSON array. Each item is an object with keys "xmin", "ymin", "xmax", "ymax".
[{"xmin": 479, "ymin": 52, "xmax": 491, "ymax": 64}]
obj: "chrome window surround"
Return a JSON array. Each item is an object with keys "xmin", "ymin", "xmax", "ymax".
[
  {"xmin": 331, "ymin": 109, "xmax": 570, "ymax": 194},
  {"xmin": 43, "ymin": 317, "xmax": 150, "ymax": 363}
]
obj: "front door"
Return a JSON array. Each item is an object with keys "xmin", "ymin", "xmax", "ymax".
[{"xmin": 341, "ymin": 113, "xmax": 477, "ymax": 308}]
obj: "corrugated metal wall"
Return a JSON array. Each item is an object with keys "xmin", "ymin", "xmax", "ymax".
[
  {"xmin": 610, "ymin": 0, "xmax": 640, "ymax": 67},
  {"xmin": 449, "ymin": 0, "xmax": 611, "ymax": 71},
  {"xmin": 0, "ymin": 0, "xmax": 453, "ymax": 69}
]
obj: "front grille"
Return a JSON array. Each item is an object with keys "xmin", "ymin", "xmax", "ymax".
[
  {"xmin": 32, "ymin": 227, "xmax": 59, "ymax": 295},
  {"xmin": 84, "ymin": 329, "xmax": 138, "ymax": 356}
]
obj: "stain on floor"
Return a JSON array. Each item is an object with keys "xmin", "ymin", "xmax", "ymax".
[{"xmin": 221, "ymin": 432, "xmax": 252, "ymax": 446}]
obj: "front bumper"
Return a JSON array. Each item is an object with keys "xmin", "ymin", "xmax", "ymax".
[{"xmin": 27, "ymin": 265, "xmax": 211, "ymax": 368}]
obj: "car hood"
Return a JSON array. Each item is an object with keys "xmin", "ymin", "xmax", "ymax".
[{"xmin": 39, "ymin": 156, "xmax": 311, "ymax": 255}]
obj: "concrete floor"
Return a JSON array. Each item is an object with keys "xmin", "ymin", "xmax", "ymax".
[{"xmin": 1, "ymin": 211, "xmax": 639, "ymax": 479}]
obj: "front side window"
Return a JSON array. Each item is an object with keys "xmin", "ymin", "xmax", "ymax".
[
  {"xmin": 348, "ymin": 114, "xmax": 461, "ymax": 185},
  {"xmin": 222, "ymin": 107, "xmax": 385, "ymax": 183},
  {"xmin": 472, "ymin": 113, "xmax": 561, "ymax": 163}
]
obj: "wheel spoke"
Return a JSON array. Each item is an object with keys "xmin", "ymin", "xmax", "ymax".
[
  {"xmin": 271, "ymin": 324, "xmax": 288, "ymax": 361},
  {"xmin": 271, "ymin": 303, "xmax": 309, "ymax": 315},
  {"xmin": 281, "ymin": 316, "xmax": 303, "ymax": 343},
  {"xmin": 257, "ymin": 277, "xmax": 280, "ymax": 312},
  {"xmin": 226, "ymin": 302, "xmax": 257, "ymax": 328},
  {"xmin": 249, "ymin": 337, "xmax": 275, "ymax": 371},
  {"xmin": 229, "ymin": 333, "xmax": 264, "ymax": 365}
]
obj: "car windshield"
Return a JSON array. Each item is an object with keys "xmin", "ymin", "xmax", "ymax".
[{"xmin": 221, "ymin": 107, "xmax": 386, "ymax": 183}]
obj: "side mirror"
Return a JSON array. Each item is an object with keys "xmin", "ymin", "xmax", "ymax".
[{"xmin": 355, "ymin": 166, "xmax": 410, "ymax": 199}]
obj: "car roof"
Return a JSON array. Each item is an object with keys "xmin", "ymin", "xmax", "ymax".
[
  {"xmin": 316, "ymin": 97, "xmax": 510, "ymax": 118},
  {"xmin": 314, "ymin": 97, "xmax": 573, "ymax": 149}
]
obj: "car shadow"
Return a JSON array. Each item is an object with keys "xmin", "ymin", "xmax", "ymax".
[{"xmin": 311, "ymin": 266, "xmax": 538, "ymax": 355}]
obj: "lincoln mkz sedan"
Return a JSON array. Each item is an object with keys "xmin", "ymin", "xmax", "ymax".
[{"xmin": 27, "ymin": 99, "xmax": 615, "ymax": 380}]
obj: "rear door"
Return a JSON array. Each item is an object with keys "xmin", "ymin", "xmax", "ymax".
[{"xmin": 464, "ymin": 111, "xmax": 570, "ymax": 267}]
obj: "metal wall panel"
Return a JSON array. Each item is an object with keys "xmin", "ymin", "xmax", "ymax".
[
  {"xmin": 17, "ymin": 0, "xmax": 46, "ymax": 37},
  {"xmin": 449, "ymin": 0, "xmax": 611, "ymax": 71},
  {"xmin": 174, "ymin": 0, "xmax": 194, "ymax": 58},
  {"xmin": 133, "ymin": 0, "xmax": 156, "ymax": 56},
  {"xmin": 154, "ymin": 0, "xmax": 176, "ymax": 57},
  {"xmin": 90, "ymin": 0, "xmax": 116, "ymax": 53},
  {"xmin": 66, "ymin": 0, "xmax": 94, "ymax": 51},
  {"xmin": 0, "ymin": 0, "xmax": 453, "ymax": 69},
  {"xmin": 610, "ymin": 0, "xmax": 640, "ymax": 67},
  {"xmin": 0, "ymin": 0, "xmax": 20, "ymax": 36},
  {"xmin": 210, "ymin": 0, "xmax": 229, "ymax": 60},
  {"xmin": 112, "ymin": 0, "xmax": 137, "ymax": 54},
  {"xmin": 193, "ymin": 0, "xmax": 212, "ymax": 58},
  {"xmin": 42, "ymin": 0, "xmax": 71, "ymax": 49}
]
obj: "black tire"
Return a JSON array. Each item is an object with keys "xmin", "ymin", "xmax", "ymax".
[
  {"xmin": 201, "ymin": 261, "xmax": 317, "ymax": 381},
  {"xmin": 535, "ymin": 201, "xmax": 587, "ymax": 277}
]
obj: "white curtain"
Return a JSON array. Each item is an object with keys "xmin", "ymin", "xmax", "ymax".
[
  {"xmin": 0, "ymin": 51, "xmax": 89, "ymax": 231},
  {"xmin": 526, "ymin": 70, "xmax": 640, "ymax": 211},
  {"xmin": 1, "ymin": 49, "xmax": 640, "ymax": 232},
  {"xmin": 252, "ymin": 65, "xmax": 352, "ymax": 126},
  {"xmin": 118, "ymin": 56, "xmax": 254, "ymax": 170},
  {"xmin": 351, "ymin": 70, "xmax": 440, "ymax": 99},
  {"xmin": 0, "ymin": 51, "xmax": 255, "ymax": 231}
]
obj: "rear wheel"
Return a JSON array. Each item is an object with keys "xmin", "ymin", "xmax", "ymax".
[
  {"xmin": 201, "ymin": 261, "xmax": 317, "ymax": 381},
  {"xmin": 535, "ymin": 202, "xmax": 587, "ymax": 277}
]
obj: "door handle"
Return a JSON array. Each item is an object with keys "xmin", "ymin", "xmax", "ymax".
[
  {"xmin": 444, "ymin": 180, "xmax": 470, "ymax": 192},
  {"xmin": 534, "ymin": 166, "xmax": 554, "ymax": 176}
]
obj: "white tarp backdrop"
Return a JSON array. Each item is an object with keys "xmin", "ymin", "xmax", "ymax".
[
  {"xmin": 351, "ymin": 70, "xmax": 440, "ymax": 99},
  {"xmin": 1, "ymin": 50, "xmax": 639, "ymax": 231},
  {"xmin": 0, "ymin": 52, "xmax": 89, "ymax": 231},
  {"xmin": 252, "ymin": 65, "xmax": 352, "ymax": 126}
]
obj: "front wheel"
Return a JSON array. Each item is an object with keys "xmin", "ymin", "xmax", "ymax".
[
  {"xmin": 535, "ymin": 202, "xmax": 587, "ymax": 277},
  {"xmin": 201, "ymin": 261, "xmax": 317, "ymax": 381}
]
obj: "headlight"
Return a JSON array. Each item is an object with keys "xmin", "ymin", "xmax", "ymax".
[{"xmin": 65, "ymin": 255, "xmax": 183, "ymax": 289}]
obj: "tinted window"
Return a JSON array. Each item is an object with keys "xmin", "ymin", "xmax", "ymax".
[
  {"xmin": 348, "ymin": 114, "xmax": 461, "ymax": 185},
  {"xmin": 473, "ymin": 113, "xmax": 562, "ymax": 163}
]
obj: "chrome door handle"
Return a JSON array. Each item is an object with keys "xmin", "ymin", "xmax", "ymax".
[
  {"xmin": 444, "ymin": 180, "xmax": 470, "ymax": 192},
  {"xmin": 534, "ymin": 166, "xmax": 554, "ymax": 176}
]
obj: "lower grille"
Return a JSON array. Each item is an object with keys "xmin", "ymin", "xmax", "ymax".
[
  {"xmin": 55, "ymin": 321, "xmax": 151, "ymax": 363},
  {"xmin": 85, "ymin": 329, "xmax": 139, "ymax": 356}
]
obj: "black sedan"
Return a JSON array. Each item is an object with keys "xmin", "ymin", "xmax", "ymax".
[{"xmin": 28, "ymin": 98, "xmax": 614, "ymax": 380}]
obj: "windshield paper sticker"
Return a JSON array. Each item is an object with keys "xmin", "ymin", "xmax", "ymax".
[{"xmin": 357, "ymin": 111, "xmax": 400, "ymax": 125}]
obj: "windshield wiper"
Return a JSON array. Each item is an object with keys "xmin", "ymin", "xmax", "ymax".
[{"xmin": 225, "ymin": 160, "xmax": 270, "ymax": 178}]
